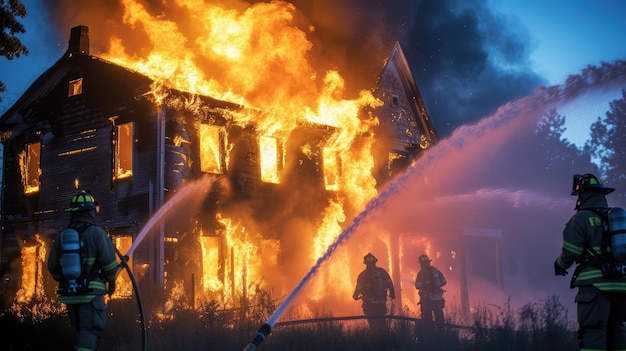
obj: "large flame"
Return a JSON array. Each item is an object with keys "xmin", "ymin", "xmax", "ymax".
[{"xmin": 99, "ymin": 0, "xmax": 384, "ymax": 311}]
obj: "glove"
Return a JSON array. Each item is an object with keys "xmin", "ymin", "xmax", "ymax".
[
  {"xmin": 107, "ymin": 280, "xmax": 116, "ymax": 295},
  {"xmin": 554, "ymin": 260, "xmax": 568, "ymax": 276}
]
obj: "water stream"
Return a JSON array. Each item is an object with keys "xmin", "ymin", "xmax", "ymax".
[{"xmin": 124, "ymin": 177, "xmax": 216, "ymax": 257}]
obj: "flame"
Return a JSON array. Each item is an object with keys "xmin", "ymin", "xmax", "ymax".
[
  {"xmin": 259, "ymin": 135, "xmax": 280, "ymax": 184},
  {"xmin": 94, "ymin": 0, "xmax": 388, "ymax": 311},
  {"xmin": 112, "ymin": 236, "xmax": 134, "ymax": 298},
  {"xmin": 11, "ymin": 235, "xmax": 63, "ymax": 320}
]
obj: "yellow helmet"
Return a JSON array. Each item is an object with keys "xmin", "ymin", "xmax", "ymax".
[{"xmin": 68, "ymin": 190, "xmax": 98, "ymax": 211}]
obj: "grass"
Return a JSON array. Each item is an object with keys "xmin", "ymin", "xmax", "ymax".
[{"xmin": 0, "ymin": 291, "xmax": 577, "ymax": 351}]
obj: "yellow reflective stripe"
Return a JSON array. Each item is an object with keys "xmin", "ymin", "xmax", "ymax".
[
  {"xmin": 563, "ymin": 241, "xmax": 583, "ymax": 255},
  {"xmin": 102, "ymin": 260, "xmax": 119, "ymax": 272},
  {"xmin": 577, "ymin": 269, "xmax": 603, "ymax": 280},
  {"xmin": 77, "ymin": 347, "xmax": 94, "ymax": 351},
  {"xmin": 581, "ymin": 349, "xmax": 605, "ymax": 351},
  {"xmin": 556, "ymin": 257, "xmax": 567, "ymax": 268},
  {"xmin": 88, "ymin": 280, "xmax": 106, "ymax": 290},
  {"xmin": 594, "ymin": 282, "xmax": 626, "ymax": 291},
  {"xmin": 59, "ymin": 294, "xmax": 95, "ymax": 304}
]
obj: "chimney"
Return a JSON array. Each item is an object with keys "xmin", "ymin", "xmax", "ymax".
[{"xmin": 68, "ymin": 25, "xmax": 90, "ymax": 55}]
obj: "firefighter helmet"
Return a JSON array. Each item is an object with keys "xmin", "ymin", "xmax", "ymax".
[
  {"xmin": 363, "ymin": 253, "xmax": 378, "ymax": 264},
  {"xmin": 418, "ymin": 254, "xmax": 431, "ymax": 263},
  {"xmin": 571, "ymin": 173, "xmax": 614, "ymax": 196},
  {"xmin": 68, "ymin": 190, "xmax": 98, "ymax": 211}
]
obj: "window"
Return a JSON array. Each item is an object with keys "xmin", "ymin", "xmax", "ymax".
[
  {"xmin": 199, "ymin": 124, "xmax": 224, "ymax": 174},
  {"xmin": 112, "ymin": 235, "xmax": 133, "ymax": 298},
  {"xmin": 391, "ymin": 94, "xmax": 399, "ymax": 108},
  {"xmin": 388, "ymin": 152, "xmax": 408, "ymax": 176},
  {"xmin": 323, "ymin": 147, "xmax": 340, "ymax": 191},
  {"xmin": 68, "ymin": 78, "xmax": 83, "ymax": 97},
  {"xmin": 114, "ymin": 122, "xmax": 134, "ymax": 180},
  {"xmin": 259, "ymin": 136, "xmax": 280, "ymax": 184},
  {"xmin": 21, "ymin": 142, "xmax": 41, "ymax": 194}
]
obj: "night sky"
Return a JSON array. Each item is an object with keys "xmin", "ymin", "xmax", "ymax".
[{"xmin": 2, "ymin": 0, "xmax": 625, "ymax": 138}]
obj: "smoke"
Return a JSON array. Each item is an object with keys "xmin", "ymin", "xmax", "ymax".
[{"xmin": 41, "ymin": 0, "xmax": 544, "ymax": 138}]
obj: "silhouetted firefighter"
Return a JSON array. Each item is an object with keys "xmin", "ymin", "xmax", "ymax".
[
  {"xmin": 352, "ymin": 253, "xmax": 395, "ymax": 332},
  {"xmin": 415, "ymin": 254, "xmax": 447, "ymax": 323}
]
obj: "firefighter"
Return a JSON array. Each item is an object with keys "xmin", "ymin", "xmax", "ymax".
[
  {"xmin": 47, "ymin": 190, "xmax": 119, "ymax": 351},
  {"xmin": 415, "ymin": 254, "xmax": 447, "ymax": 323},
  {"xmin": 352, "ymin": 252, "xmax": 395, "ymax": 332},
  {"xmin": 554, "ymin": 173, "xmax": 626, "ymax": 350}
]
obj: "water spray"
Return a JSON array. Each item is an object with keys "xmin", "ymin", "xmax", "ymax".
[{"xmin": 241, "ymin": 178, "xmax": 403, "ymax": 350}]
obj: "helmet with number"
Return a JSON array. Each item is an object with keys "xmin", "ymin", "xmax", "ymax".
[
  {"xmin": 363, "ymin": 253, "xmax": 378, "ymax": 264},
  {"xmin": 571, "ymin": 173, "xmax": 614, "ymax": 196},
  {"xmin": 68, "ymin": 190, "xmax": 98, "ymax": 211},
  {"xmin": 418, "ymin": 254, "xmax": 432, "ymax": 264}
]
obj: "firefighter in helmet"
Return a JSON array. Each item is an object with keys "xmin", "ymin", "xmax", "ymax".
[
  {"xmin": 415, "ymin": 254, "xmax": 447, "ymax": 323},
  {"xmin": 554, "ymin": 173, "xmax": 626, "ymax": 350},
  {"xmin": 353, "ymin": 253, "xmax": 395, "ymax": 332},
  {"xmin": 47, "ymin": 190, "xmax": 119, "ymax": 351}
]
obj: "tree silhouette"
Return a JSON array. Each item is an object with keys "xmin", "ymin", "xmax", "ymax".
[
  {"xmin": 586, "ymin": 89, "xmax": 626, "ymax": 204},
  {"xmin": 0, "ymin": 0, "xmax": 29, "ymax": 103},
  {"xmin": 535, "ymin": 108, "xmax": 597, "ymax": 177}
]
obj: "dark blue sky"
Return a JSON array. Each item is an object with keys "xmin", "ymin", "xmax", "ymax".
[{"xmin": 1, "ymin": 0, "xmax": 625, "ymax": 138}]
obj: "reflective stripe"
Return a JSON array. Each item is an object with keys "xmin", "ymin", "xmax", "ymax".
[
  {"xmin": 563, "ymin": 241, "xmax": 583, "ymax": 255},
  {"xmin": 59, "ymin": 294, "xmax": 96, "ymax": 304},
  {"xmin": 594, "ymin": 281, "xmax": 626, "ymax": 291},
  {"xmin": 577, "ymin": 269, "xmax": 604, "ymax": 281},
  {"xmin": 102, "ymin": 260, "xmax": 119, "ymax": 272}
]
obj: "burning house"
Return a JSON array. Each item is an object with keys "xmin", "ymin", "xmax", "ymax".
[{"xmin": 0, "ymin": 25, "xmax": 437, "ymax": 312}]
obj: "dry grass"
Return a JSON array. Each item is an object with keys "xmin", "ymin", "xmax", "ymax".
[{"xmin": 0, "ymin": 291, "xmax": 577, "ymax": 351}]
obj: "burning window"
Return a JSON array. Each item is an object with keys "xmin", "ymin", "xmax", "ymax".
[
  {"xmin": 199, "ymin": 124, "xmax": 224, "ymax": 174},
  {"xmin": 20, "ymin": 142, "xmax": 41, "ymax": 194},
  {"xmin": 16, "ymin": 235, "xmax": 46, "ymax": 304},
  {"xmin": 112, "ymin": 235, "xmax": 133, "ymax": 299},
  {"xmin": 259, "ymin": 135, "xmax": 281, "ymax": 184},
  {"xmin": 388, "ymin": 152, "xmax": 407, "ymax": 176},
  {"xmin": 68, "ymin": 78, "xmax": 83, "ymax": 97},
  {"xmin": 323, "ymin": 147, "xmax": 340, "ymax": 191},
  {"xmin": 114, "ymin": 122, "xmax": 134, "ymax": 180}
]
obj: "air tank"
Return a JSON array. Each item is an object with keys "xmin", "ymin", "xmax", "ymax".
[
  {"xmin": 60, "ymin": 228, "xmax": 82, "ymax": 293},
  {"xmin": 608, "ymin": 207, "xmax": 626, "ymax": 262}
]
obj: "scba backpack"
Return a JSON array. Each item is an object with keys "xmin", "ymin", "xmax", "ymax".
[
  {"xmin": 58, "ymin": 223, "xmax": 93, "ymax": 294},
  {"xmin": 588, "ymin": 207, "xmax": 626, "ymax": 278}
]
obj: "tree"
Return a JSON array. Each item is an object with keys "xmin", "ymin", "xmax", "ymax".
[
  {"xmin": 536, "ymin": 108, "xmax": 596, "ymax": 174},
  {"xmin": 586, "ymin": 89, "xmax": 626, "ymax": 204},
  {"xmin": 0, "ymin": 0, "xmax": 28, "ymax": 103}
]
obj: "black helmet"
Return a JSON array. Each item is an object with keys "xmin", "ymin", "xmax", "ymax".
[
  {"xmin": 68, "ymin": 190, "xmax": 98, "ymax": 211},
  {"xmin": 418, "ymin": 254, "xmax": 432, "ymax": 264},
  {"xmin": 363, "ymin": 253, "xmax": 378, "ymax": 264},
  {"xmin": 571, "ymin": 174, "xmax": 614, "ymax": 196}
]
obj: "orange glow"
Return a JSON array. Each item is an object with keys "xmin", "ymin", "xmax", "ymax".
[
  {"xmin": 200, "ymin": 124, "xmax": 223, "ymax": 174},
  {"xmin": 114, "ymin": 122, "xmax": 134, "ymax": 180},
  {"xmin": 112, "ymin": 236, "xmax": 133, "ymax": 298},
  {"xmin": 259, "ymin": 135, "xmax": 280, "ymax": 184},
  {"xmin": 93, "ymin": 0, "xmax": 387, "ymax": 312},
  {"xmin": 20, "ymin": 142, "xmax": 41, "ymax": 194}
]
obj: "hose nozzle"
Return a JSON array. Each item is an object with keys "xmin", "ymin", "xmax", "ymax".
[{"xmin": 242, "ymin": 323, "xmax": 272, "ymax": 351}]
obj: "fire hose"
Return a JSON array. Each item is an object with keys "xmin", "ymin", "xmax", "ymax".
[{"xmin": 114, "ymin": 248, "xmax": 146, "ymax": 351}]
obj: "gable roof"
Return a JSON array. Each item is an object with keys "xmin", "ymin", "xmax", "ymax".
[{"xmin": 369, "ymin": 42, "xmax": 438, "ymax": 148}]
